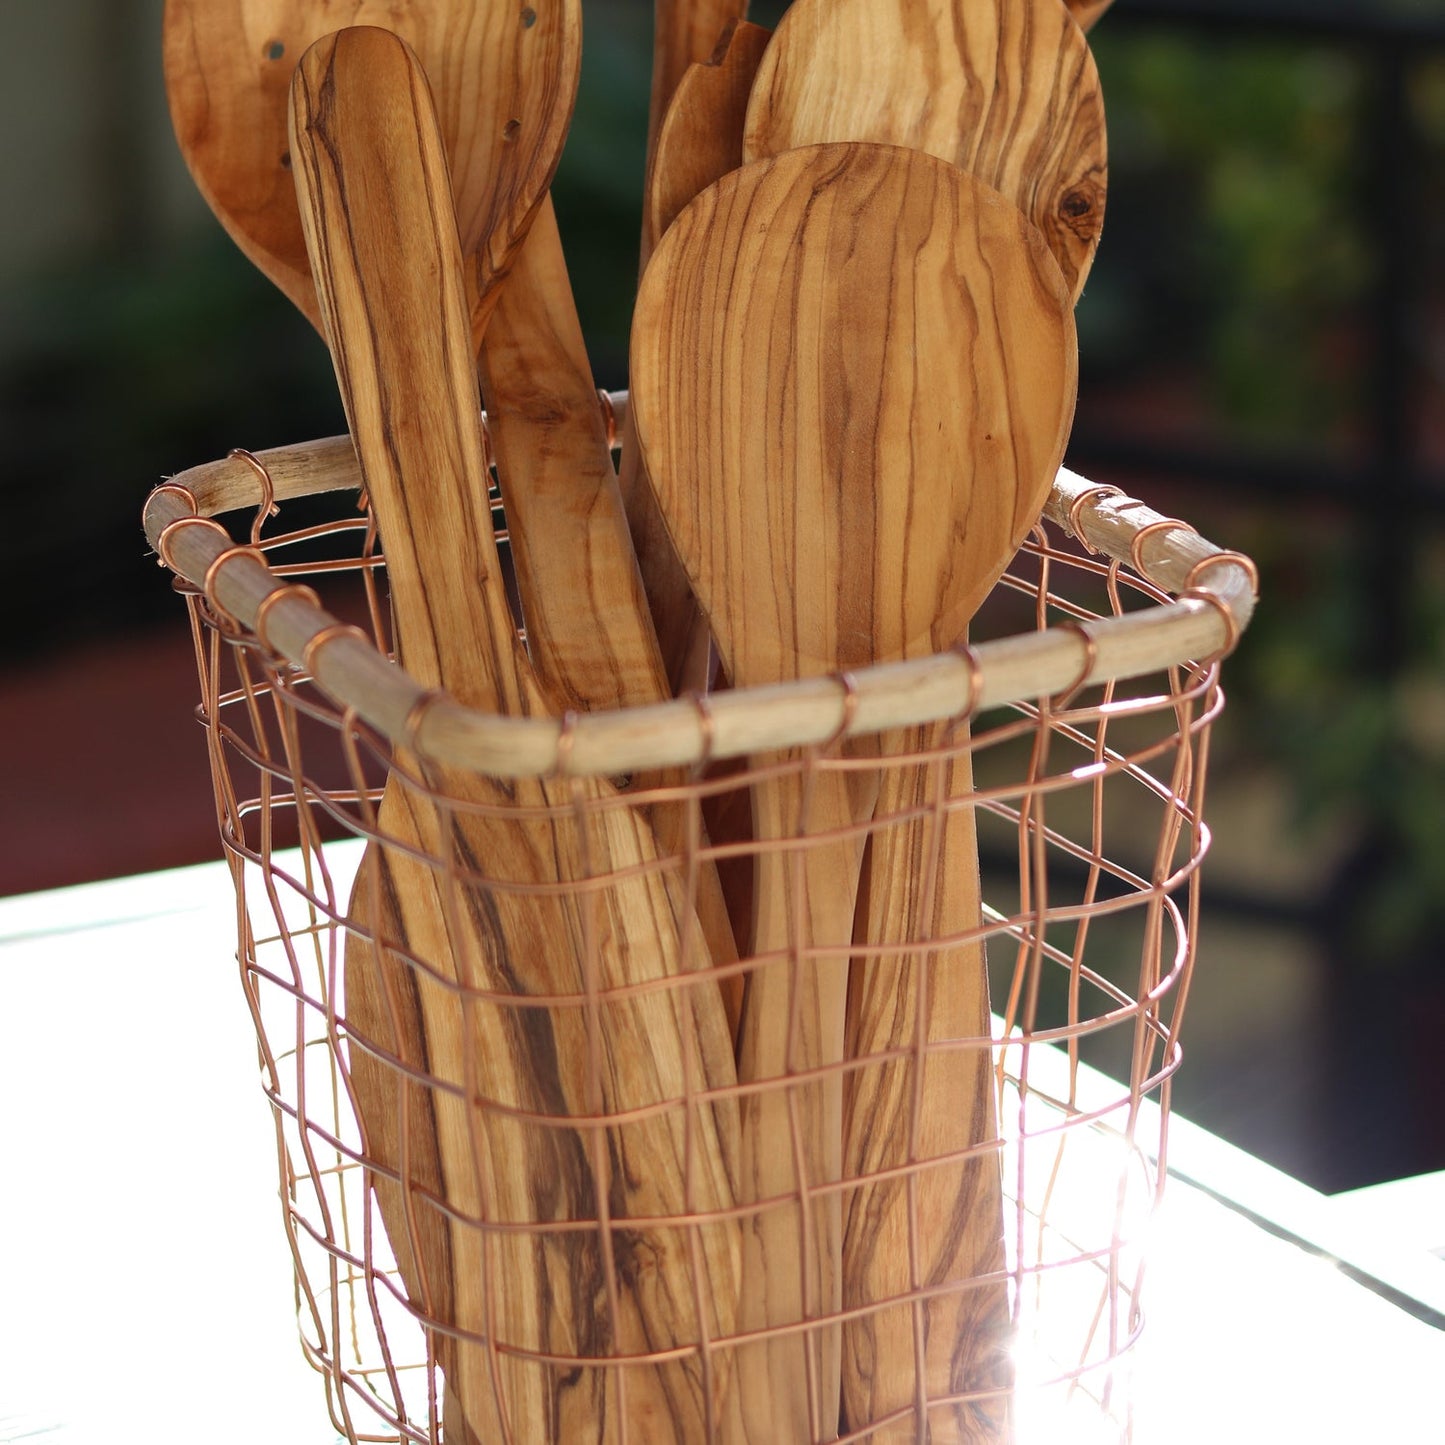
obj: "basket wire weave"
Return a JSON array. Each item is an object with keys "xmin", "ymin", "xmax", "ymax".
[{"xmin": 143, "ymin": 410, "xmax": 1255, "ymax": 1445}]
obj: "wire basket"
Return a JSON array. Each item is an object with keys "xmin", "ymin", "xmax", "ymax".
[{"xmin": 142, "ymin": 402, "xmax": 1256, "ymax": 1445}]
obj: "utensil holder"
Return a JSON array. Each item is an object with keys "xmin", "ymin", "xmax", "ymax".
[{"xmin": 142, "ymin": 401, "xmax": 1256, "ymax": 1444}]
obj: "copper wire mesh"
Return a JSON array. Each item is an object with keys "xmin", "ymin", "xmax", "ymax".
[{"xmin": 149, "ymin": 441, "xmax": 1246, "ymax": 1445}]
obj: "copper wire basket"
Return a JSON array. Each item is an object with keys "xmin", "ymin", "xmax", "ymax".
[{"xmin": 142, "ymin": 401, "xmax": 1256, "ymax": 1445}]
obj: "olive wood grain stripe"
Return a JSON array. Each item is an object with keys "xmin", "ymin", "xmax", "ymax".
[{"xmin": 290, "ymin": 30, "xmax": 741, "ymax": 1442}]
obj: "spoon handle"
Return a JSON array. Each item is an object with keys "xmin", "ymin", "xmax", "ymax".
[
  {"xmin": 477, "ymin": 196, "xmax": 744, "ymax": 1023},
  {"xmin": 844, "ymin": 737, "xmax": 1012, "ymax": 1441},
  {"xmin": 732, "ymin": 762, "xmax": 873, "ymax": 1441}
]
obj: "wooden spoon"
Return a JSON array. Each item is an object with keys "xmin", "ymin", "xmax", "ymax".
[
  {"xmin": 620, "ymin": 16, "xmax": 771, "ymax": 706},
  {"xmin": 290, "ymin": 27, "xmax": 741, "ymax": 1444},
  {"xmin": 631, "ymin": 143, "xmax": 1076, "ymax": 1442},
  {"xmin": 742, "ymin": 0, "xmax": 1108, "ymax": 303},
  {"xmin": 743, "ymin": 6, "xmax": 1093, "ymax": 1431},
  {"xmin": 645, "ymin": 19, "xmax": 772, "ymax": 262},
  {"xmin": 163, "ymin": 0, "xmax": 578, "ymax": 345},
  {"xmin": 644, "ymin": 0, "xmax": 751, "ymax": 226}
]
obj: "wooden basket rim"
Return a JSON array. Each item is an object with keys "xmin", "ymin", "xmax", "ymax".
[{"xmin": 142, "ymin": 392, "xmax": 1257, "ymax": 780}]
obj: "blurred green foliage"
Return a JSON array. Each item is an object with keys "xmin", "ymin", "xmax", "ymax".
[
  {"xmin": 1082, "ymin": 30, "xmax": 1373, "ymax": 446},
  {"xmin": 1054, "ymin": 26, "xmax": 1445, "ymax": 972}
]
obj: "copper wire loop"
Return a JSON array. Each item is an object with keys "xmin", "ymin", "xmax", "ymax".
[
  {"xmin": 1129, "ymin": 516, "xmax": 1198, "ymax": 578},
  {"xmin": 227, "ymin": 447, "xmax": 280, "ymax": 545},
  {"xmin": 200, "ymin": 543, "xmax": 269, "ymax": 633},
  {"xmin": 554, "ymin": 709, "xmax": 581, "ymax": 775},
  {"xmin": 301, "ymin": 621, "xmax": 373, "ymax": 682},
  {"xmin": 595, "ymin": 386, "xmax": 618, "ymax": 449},
  {"xmin": 147, "ymin": 481, "xmax": 200, "ymax": 521},
  {"xmin": 1066, "ymin": 483, "xmax": 1126, "ymax": 550},
  {"xmin": 685, "ymin": 689, "xmax": 719, "ymax": 773},
  {"xmin": 1052, "ymin": 619, "xmax": 1100, "ymax": 707},
  {"xmin": 946, "ymin": 640, "xmax": 986, "ymax": 736},
  {"xmin": 1183, "ymin": 548, "xmax": 1262, "ymax": 600},
  {"xmin": 155, "ymin": 512, "xmax": 227, "ymax": 574},
  {"xmin": 823, "ymin": 670, "xmax": 862, "ymax": 749},
  {"xmin": 395, "ymin": 686, "xmax": 451, "ymax": 757},
  {"xmin": 251, "ymin": 582, "xmax": 323, "ymax": 657},
  {"xmin": 1180, "ymin": 586, "xmax": 1244, "ymax": 658}
]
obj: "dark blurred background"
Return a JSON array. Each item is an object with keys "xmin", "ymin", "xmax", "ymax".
[{"xmin": 2, "ymin": 0, "xmax": 1443, "ymax": 1195}]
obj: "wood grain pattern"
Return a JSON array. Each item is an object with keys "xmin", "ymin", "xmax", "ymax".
[
  {"xmin": 621, "ymin": 15, "xmax": 769, "ymax": 707},
  {"xmin": 631, "ymin": 142, "xmax": 1076, "ymax": 1443},
  {"xmin": 164, "ymin": 0, "xmax": 676, "ymax": 796},
  {"xmin": 644, "ymin": 0, "xmax": 750, "ymax": 207},
  {"xmin": 742, "ymin": 0, "xmax": 1108, "ymax": 301},
  {"xmin": 290, "ymin": 29, "xmax": 742, "ymax": 1443},
  {"xmin": 645, "ymin": 18, "xmax": 771, "ymax": 263},
  {"xmin": 476, "ymin": 191, "xmax": 745, "ymax": 1038},
  {"xmin": 163, "ymin": 0, "xmax": 580, "ymax": 344}
]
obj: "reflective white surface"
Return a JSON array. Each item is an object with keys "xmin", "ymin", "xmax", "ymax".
[{"xmin": 2, "ymin": 859, "xmax": 1440, "ymax": 1443}]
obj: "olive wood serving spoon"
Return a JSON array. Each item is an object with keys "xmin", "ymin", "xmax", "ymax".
[
  {"xmin": 644, "ymin": 0, "xmax": 750, "ymax": 227},
  {"xmin": 645, "ymin": 19, "xmax": 772, "ymax": 261},
  {"xmin": 164, "ymin": 0, "xmax": 577, "ymax": 344},
  {"xmin": 290, "ymin": 27, "xmax": 741, "ymax": 1444},
  {"xmin": 742, "ymin": 0, "xmax": 1107, "ymax": 303},
  {"xmin": 742, "ymin": 7, "xmax": 1092, "ymax": 1430},
  {"xmin": 631, "ymin": 143, "xmax": 1075, "ymax": 1443}
]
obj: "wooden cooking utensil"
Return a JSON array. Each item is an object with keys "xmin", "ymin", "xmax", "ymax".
[
  {"xmin": 837, "ymin": 194, "xmax": 1072, "ymax": 1434},
  {"xmin": 631, "ymin": 142, "xmax": 1075, "ymax": 1442},
  {"xmin": 742, "ymin": 0, "xmax": 1108, "ymax": 302},
  {"xmin": 743, "ymin": 6, "xmax": 1090, "ymax": 1431},
  {"xmin": 645, "ymin": 19, "xmax": 772, "ymax": 259},
  {"xmin": 622, "ymin": 15, "xmax": 771, "ymax": 704},
  {"xmin": 644, "ymin": 0, "xmax": 750, "ymax": 211},
  {"xmin": 474, "ymin": 176, "xmax": 744, "ymax": 1035},
  {"xmin": 290, "ymin": 28, "xmax": 742, "ymax": 1444},
  {"xmin": 164, "ymin": 0, "xmax": 616, "ymax": 704},
  {"xmin": 163, "ymin": 0, "xmax": 578, "ymax": 346}
]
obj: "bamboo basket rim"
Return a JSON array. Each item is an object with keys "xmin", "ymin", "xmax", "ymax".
[{"xmin": 142, "ymin": 391, "xmax": 1257, "ymax": 780}]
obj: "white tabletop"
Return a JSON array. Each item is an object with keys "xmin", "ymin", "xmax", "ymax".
[{"xmin": 2, "ymin": 860, "xmax": 1440, "ymax": 1443}]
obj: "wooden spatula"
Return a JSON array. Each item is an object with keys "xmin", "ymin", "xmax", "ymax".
[
  {"xmin": 632, "ymin": 141, "xmax": 1075, "ymax": 1442},
  {"xmin": 290, "ymin": 28, "xmax": 742, "ymax": 1443},
  {"xmin": 741, "ymin": 7, "xmax": 1091, "ymax": 1432},
  {"xmin": 742, "ymin": 0, "xmax": 1107, "ymax": 303}
]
